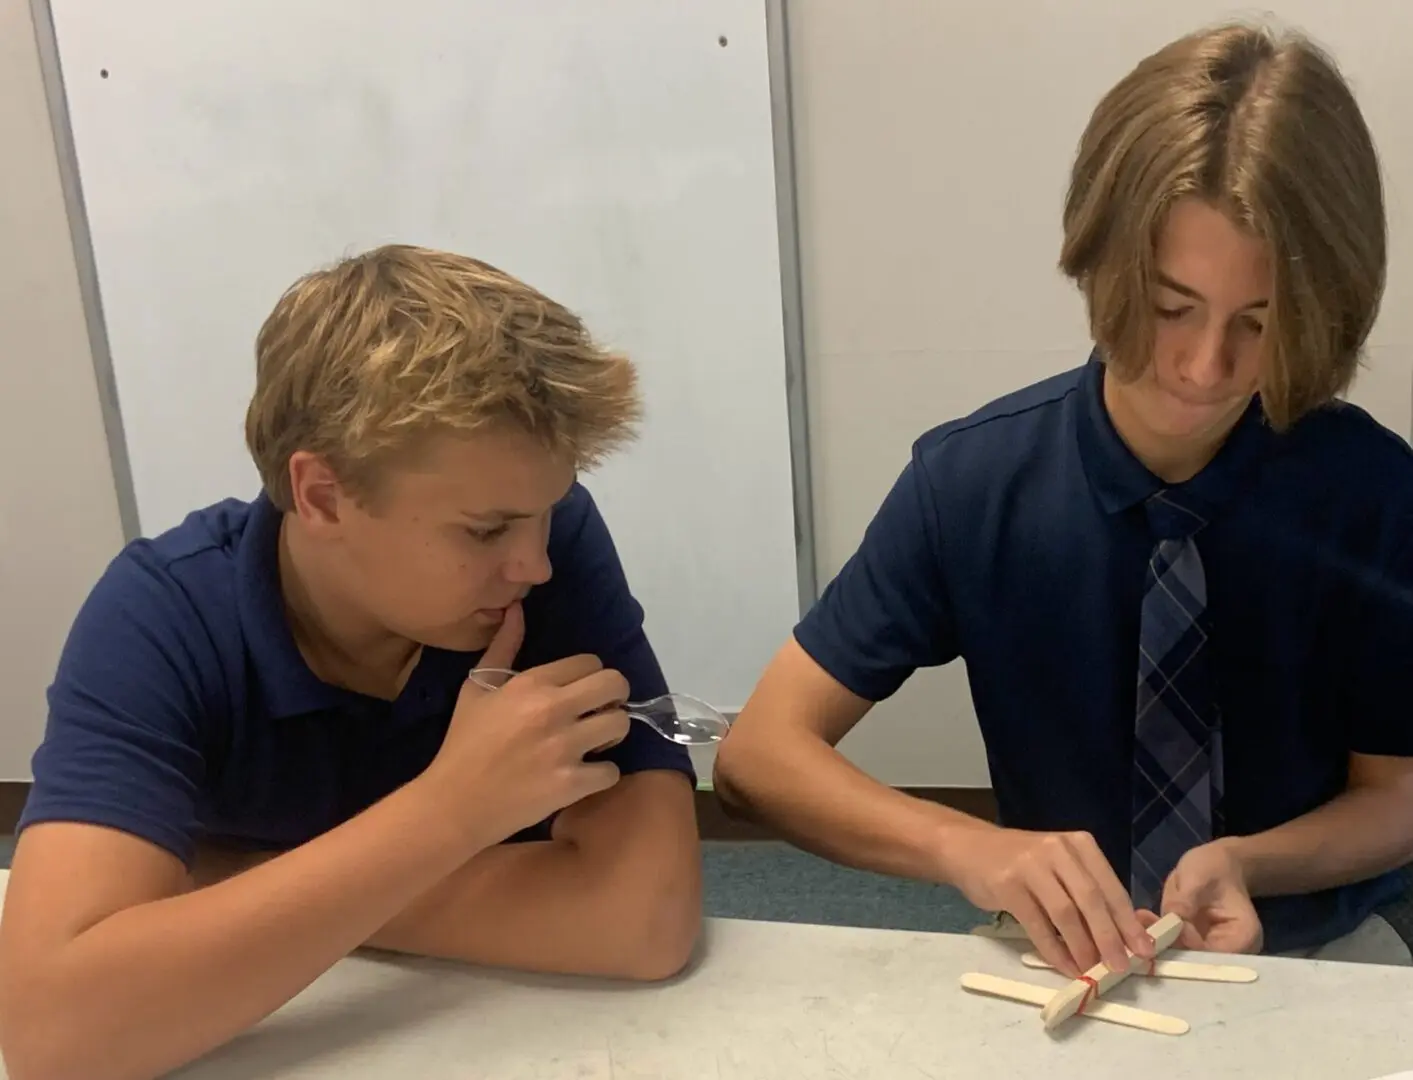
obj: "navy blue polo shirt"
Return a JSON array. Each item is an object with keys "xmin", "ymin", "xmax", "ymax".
[
  {"xmin": 796, "ymin": 353, "xmax": 1413, "ymax": 954},
  {"xmin": 20, "ymin": 483, "xmax": 695, "ymax": 863}
]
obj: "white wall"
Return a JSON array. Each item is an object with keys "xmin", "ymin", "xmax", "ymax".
[
  {"xmin": 0, "ymin": 0, "xmax": 126, "ymax": 781},
  {"xmin": 789, "ymin": 1, "xmax": 1413, "ymax": 787}
]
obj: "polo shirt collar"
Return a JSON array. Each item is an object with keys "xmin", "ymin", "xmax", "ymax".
[
  {"xmin": 1075, "ymin": 350, "xmax": 1274, "ymax": 520},
  {"xmin": 236, "ymin": 491, "xmax": 345, "ymax": 719}
]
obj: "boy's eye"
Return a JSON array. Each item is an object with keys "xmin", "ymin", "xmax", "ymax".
[{"xmin": 465, "ymin": 525, "xmax": 508, "ymax": 543}]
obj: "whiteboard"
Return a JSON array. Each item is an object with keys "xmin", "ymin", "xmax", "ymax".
[{"xmin": 44, "ymin": 0, "xmax": 804, "ymax": 710}]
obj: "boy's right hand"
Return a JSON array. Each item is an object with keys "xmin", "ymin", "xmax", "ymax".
[
  {"xmin": 946, "ymin": 825, "xmax": 1154, "ymax": 977},
  {"xmin": 421, "ymin": 601, "xmax": 630, "ymax": 842}
]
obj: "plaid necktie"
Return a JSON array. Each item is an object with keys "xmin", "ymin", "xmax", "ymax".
[{"xmin": 1130, "ymin": 491, "xmax": 1224, "ymax": 912}]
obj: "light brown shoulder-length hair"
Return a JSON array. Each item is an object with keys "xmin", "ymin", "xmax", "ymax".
[
  {"xmin": 246, "ymin": 244, "xmax": 641, "ymax": 511},
  {"xmin": 1059, "ymin": 22, "xmax": 1386, "ymax": 430}
]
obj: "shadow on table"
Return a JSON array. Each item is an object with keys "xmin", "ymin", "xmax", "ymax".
[
  {"xmin": 169, "ymin": 956, "xmax": 483, "ymax": 1078},
  {"xmin": 169, "ymin": 935, "xmax": 720, "ymax": 1078}
]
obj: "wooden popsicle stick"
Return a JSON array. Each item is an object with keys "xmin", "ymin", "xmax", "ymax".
[
  {"xmin": 960, "ymin": 973, "xmax": 1190, "ymax": 1036},
  {"xmin": 1020, "ymin": 951, "xmax": 1258, "ymax": 983},
  {"xmin": 1038, "ymin": 911, "xmax": 1185, "ymax": 1030}
]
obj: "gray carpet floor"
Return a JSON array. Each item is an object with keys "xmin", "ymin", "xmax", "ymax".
[
  {"xmin": 703, "ymin": 841, "xmax": 984, "ymax": 932},
  {"xmin": 0, "ymin": 837, "xmax": 986, "ymax": 933}
]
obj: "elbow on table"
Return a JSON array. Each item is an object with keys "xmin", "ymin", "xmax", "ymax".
[
  {"xmin": 599, "ymin": 826, "xmax": 703, "ymax": 983},
  {"xmin": 618, "ymin": 868, "xmax": 703, "ymax": 983},
  {"xmin": 622, "ymin": 921, "xmax": 699, "ymax": 983}
]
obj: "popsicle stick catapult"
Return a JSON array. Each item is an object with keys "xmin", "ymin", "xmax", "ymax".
[
  {"xmin": 960, "ymin": 912, "xmax": 1259, "ymax": 1037},
  {"xmin": 1020, "ymin": 951, "xmax": 1258, "ymax": 984}
]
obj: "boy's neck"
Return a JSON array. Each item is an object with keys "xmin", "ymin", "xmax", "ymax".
[{"xmin": 277, "ymin": 516, "xmax": 422, "ymax": 701}]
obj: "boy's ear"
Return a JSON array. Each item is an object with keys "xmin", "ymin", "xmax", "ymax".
[{"xmin": 287, "ymin": 451, "xmax": 347, "ymax": 531}]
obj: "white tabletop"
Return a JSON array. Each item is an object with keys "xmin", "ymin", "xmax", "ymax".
[{"xmin": 2, "ymin": 871, "xmax": 1411, "ymax": 1078}]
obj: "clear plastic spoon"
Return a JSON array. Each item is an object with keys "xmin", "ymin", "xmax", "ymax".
[{"xmin": 467, "ymin": 667, "xmax": 731, "ymax": 745}]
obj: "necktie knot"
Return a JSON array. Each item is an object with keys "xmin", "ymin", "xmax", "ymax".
[{"xmin": 1145, "ymin": 491, "xmax": 1208, "ymax": 542}]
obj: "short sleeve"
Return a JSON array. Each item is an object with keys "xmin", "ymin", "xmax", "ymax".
[
  {"xmin": 1342, "ymin": 529, "xmax": 1413, "ymax": 757},
  {"xmin": 793, "ymin": 445, "xmax": 959, "ymax": 702},
  {"xmin": 530, "ymin": 485, "xmax": 696, "ymax": 785},
  {"xmin": 19, "ymin": 546, "xmax": 213, "ymax": 865}
]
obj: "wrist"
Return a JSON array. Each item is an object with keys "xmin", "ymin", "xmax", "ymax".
[
  {"xmin": 397, "ymin": 774, "xmax": 509, "ymax": 857},
  {"xmin": 931, "ymin": 815, "xmax": 1002, "ymax": 889},
  {"xmin": 1210, "ymin": 835, "xmax": 1257, "ymax": 891}
]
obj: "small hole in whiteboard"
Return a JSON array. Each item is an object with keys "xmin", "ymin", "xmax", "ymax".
[
  {"xmin": 100, "ymin": 68, "xmax": 109, "ymax": 79},
  {"xmin": 718, "ymin": 35, "xmax": 728, "ymax": 47}
]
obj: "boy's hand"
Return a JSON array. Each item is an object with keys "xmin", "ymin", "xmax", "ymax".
[
  {"xmin": 421, "ymin": 601, "xmax": 630, "ymax": 842},
  {"xmin": 948, "ymin": 825, "xmax": 1155, "ymax": 976},
  {"xmin": 1140, "ymin": 841, "xmax": 1263, "ymax": 954}
]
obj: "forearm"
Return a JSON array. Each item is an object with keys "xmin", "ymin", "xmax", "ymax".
[
  {"xmin": 370, "ymin": 773, "xmax": 702, "ymax": 980},
  {"xmin": 1223, "ymin": 782, "xmax": 1413, "ymax": 898},
  {"xmin": 5, "ymin": 780, "xmax": 489, "ymax": 1080},
  {"xmin": 368, "ymin": 839, "xmax": 646, "ymax": 975},
  {"xmin": 716, "ymin": 727, "xmax": 992, "ymax": 884}
]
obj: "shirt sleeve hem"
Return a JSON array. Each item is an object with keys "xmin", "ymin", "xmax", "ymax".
[
  {"xmin": 792, "ymin": 624, "xmax": 888, "ymax": 703},
  {"xmin": 614, "ymin": 748, "xmax": 698, "ymax": 786},
  {"xmin": 17, "ymin": 800, "xmax": 195, "ymax": 867}
]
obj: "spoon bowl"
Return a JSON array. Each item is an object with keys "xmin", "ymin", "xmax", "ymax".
[{"xmin": 467, "ymin": 667, "xmax": 731, "ymax": 746}]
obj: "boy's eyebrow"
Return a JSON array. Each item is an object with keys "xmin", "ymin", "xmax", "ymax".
[
  {"xmin": 460, "ymin": 509, "xmax": 535, "ymax": 523},
  {"xmin": 1155, "ymin": 271, "xmax": 1268, "ymax": 310},
  {"xmin": 459, "ymin": 483, "xmax": 576, "ymax": 524}
]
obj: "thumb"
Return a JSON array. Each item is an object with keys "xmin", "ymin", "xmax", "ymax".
[
  {"xmin": 1161, "ymin": 873, "xmax": 1203, "ymax": 945},
  {"xmin": 477, "ymin": 601, "xmax": 525, "ymax": 674},
  {"xmin": 1161, "ymin": 871, "xmax": 1190, "ymax": 915}
]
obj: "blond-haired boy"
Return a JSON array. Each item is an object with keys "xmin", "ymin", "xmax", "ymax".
[{"xmin": 0, "ymin": 246, "xmax": 701, "ymax": 1079}]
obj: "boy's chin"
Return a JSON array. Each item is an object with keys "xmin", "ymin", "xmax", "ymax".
[
  {"xmin": 1148, "ymin": 396, "xmax": 1241, "ymax": 443},
  {"xmin": 416, "ymin": 621, "xmax": 498, "ymax": 656}
]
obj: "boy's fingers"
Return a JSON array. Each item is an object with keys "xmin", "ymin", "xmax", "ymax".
[{"xmin": 476, "ymin": 601, "xmax": 525, "ymax": 675}]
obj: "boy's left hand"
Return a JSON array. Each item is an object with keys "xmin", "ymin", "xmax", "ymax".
[{"xmin": 1137, "ymin": 841, "xmax": 1263, "ymax": 954}]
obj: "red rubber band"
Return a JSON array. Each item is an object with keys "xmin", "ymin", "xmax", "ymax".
[
  {"xmin": 1076, "ymin": 974, "xmax": 1100, "ymax": 1015},
  {"xmin": 1078, "ymin": 957, "xmax": 1154, "ymax": 1016}
]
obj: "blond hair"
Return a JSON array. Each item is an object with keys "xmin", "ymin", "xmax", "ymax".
[
  {"xmin": 245, "ymin": 244, "xmax": 640, "ymax": 509},
  {"xmin": 1059, "ymin": 22, "xmax": 1386, "ymax": 429}
]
